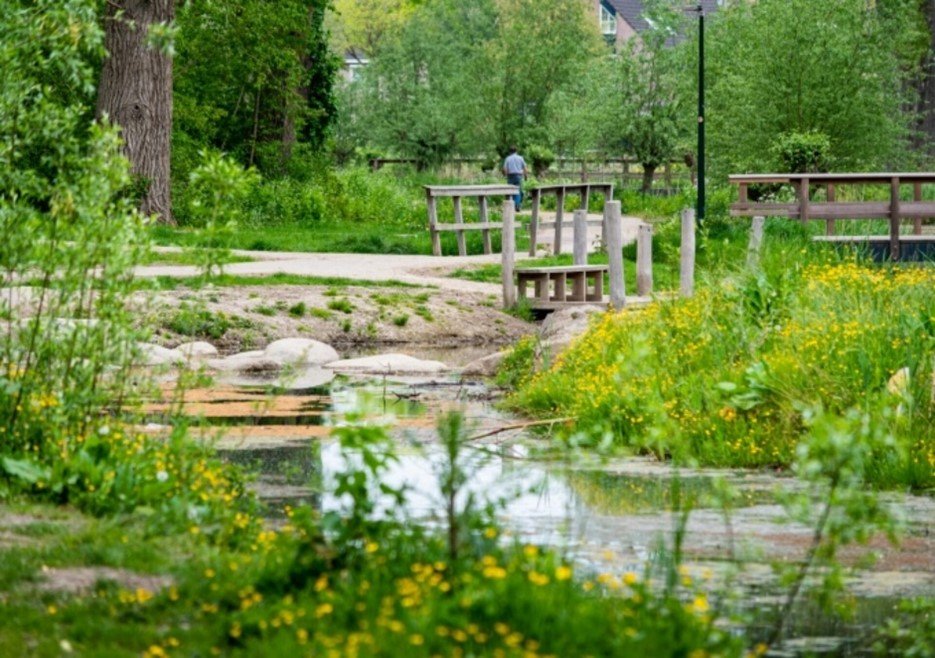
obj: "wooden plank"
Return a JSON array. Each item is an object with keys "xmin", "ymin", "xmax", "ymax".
[
  {"xmin": 427, "ymin": 194, "xmax": 441, "ymax": 257},
  {"xmin": 570, "ymin": 271, "xmax": 586, "ymax": 301},
  {"xmin": 890, "ymin": 176, "xmax": 901, "ymax": 261},
  {"xmin": 914, "ymin": 182, "xmax": 923, "ymax": 235},
  {"xmin": 553, "ymin": 272, "xmax": 567, "ymax": 301},
  {"xmin": 799, "ymin": 177, "xmax": 810, "ymax": 224},
  {"xmin": 554, "ymin": 190, "xmax": 565, "ymax": 255},
  {"xmin": 573, "ymin": 210, "xmax": 588, "ymax": 266},
  {"xmin": 588, "ymin": 271, "xmax": 604, "ymax": 302},
  {"xmin": 730, "ymin": 173, "xmax": 935, "ymax": 184},
  {"xmin": 515, "ymin": 265, "xmax": 609, "ymax": 274},
  {"xmin": 478, "ymin": 196, "xmax": 491, "ymax": 255},
  {"xmin": 826, "ymin": 184, "xmax": 836, "ymax": 235},
  {"xmin": 434, "ymin": 222, "xmax": 504, "ymax": 231},
  {"xmin": 501, "ymin": 201, "xmax": 516, "ymax": 308},
  {"xmin": 805, "ymin": 202, "xmax": 892, "ymax": 219},
  {"xmin": 606, "ymin": 201, "xmax": 626, "ymax": 308},
  {"xmin": 529, "ymin": 189, "xmax": 541, "ymax": 256},
  {"xmin": 730, "ymin": 203, "xmax": 798, "ymax": 218},
  {"xmin": 425, "ymin": 185, "xmax": 518, "ymax": 197},
  {"xmin": 453, "ymin": 196, "xmax": 466, "ymax": 257}
]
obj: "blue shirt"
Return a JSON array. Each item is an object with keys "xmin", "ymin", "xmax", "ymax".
[{"xmin": 503, "ymin": 154, "xmax": 526, "ymax": 175}]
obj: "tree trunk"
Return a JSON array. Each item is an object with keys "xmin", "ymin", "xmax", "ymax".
[
  {"xmin": 97, "ymin": 0, "xmax": 175, "ymax": 223},
  {"xmin": 641, "ymin": 164, "xmax": 656, "ymax": 194}
]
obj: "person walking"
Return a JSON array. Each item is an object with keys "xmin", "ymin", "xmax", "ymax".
[{"xmin": 502, "ymin": 146, "xmax": 528, "ymax": 211}]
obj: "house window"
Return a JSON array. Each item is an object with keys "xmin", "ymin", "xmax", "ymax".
[{"xmin": 600, "ymin": 4, "xmax": 616, "ymax": 35}]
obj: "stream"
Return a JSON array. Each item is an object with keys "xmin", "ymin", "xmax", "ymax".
[{"xmin": 166, "ymin": 360, "xmax": 934, "ymax": 657}]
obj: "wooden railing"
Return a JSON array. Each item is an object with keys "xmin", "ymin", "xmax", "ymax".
[
  {"xmin": 730, "ymin": 173, "xmax": 935, "ymax": 261},
  {"xmin": 424, "ymin": 185, "xmax": 518, "ymax": 256},
  {"xmin": 528, "ymin": 183, "xmax": 614, "ymax": 256}
]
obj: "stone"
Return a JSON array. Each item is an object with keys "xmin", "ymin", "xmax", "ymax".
[
  {"xmin": 138, "ymin": 343, "xmax": 184, "ymax": 367},
  {"xmin": 176, "ymin": 341, "xmax": 218, "ymax": 360},
  {"xmin": 326, "ymin": 353, "xmax": 448, "ymax": 375},
  {"xmin": 263, "ymin": 338, "xmax": 339, "ymax": 366},
  {"xmin": 538, "ymin": 305, "xmax": 605, "ymax": 351},
  {"xmin": 461, "ymin": 351, "xmax": 508, "ymax": 378}
]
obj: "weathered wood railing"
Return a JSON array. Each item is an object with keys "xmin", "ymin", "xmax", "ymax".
[
  {"xmin": 528, "ymin": 182, "xmax": 614, "ymax": 256},
  {"xmin": 730, "ymin": 173, "xmax": 935, "ymax": 261},
  {"xmin": 424, "ymin": 185, "xmax": 518, "ymax": 257}
]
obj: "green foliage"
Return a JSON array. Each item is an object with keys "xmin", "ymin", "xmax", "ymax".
[
  {"xmin": 174, "ymin": 0, "xmax": 338, "ymax": 176},
  {"xmin": 167, "ymin": 304, "xmax": 250, "ymax": 339},
  {"xmin": 872, "ymin": 598, "xmax": 935, "ymax": 658},
  {"xmin": 327, "ymin": 298, "xmax": 355, "ymax": 314},
  {"xmin": 349, "ymin": 0, "xmax": 600, "ymax": 164},
  {"xmin": 288, "ymin": 302, "xmax": 307, "ymax": 318},
  {"xmin": 771, "ymin": 131, "xmax": 833, "ymax": 173},
  {"xmin": 496, "ymin": 335, "xmax": 539, "ymax": 389},
  {"xmin": 705, "ymin": 0, "xmax": 916, "ymax": 175}
]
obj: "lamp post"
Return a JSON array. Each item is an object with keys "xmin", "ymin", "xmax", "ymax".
[{"xmin": 695, "ymin": 2, "xmax": 705, "ymax": 225}]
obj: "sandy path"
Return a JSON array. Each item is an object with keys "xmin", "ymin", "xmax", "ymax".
[{"xmin": 139, "ymin": 214, "xmax": 646, "ymax": 295}]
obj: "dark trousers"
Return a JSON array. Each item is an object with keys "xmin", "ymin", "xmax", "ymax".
[{"xmin": 506, "ymin": 174, "xmax": 523, "ymax": 210}]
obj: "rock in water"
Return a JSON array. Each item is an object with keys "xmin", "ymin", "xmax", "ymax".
[
  {"xmin": 263, "ymin": 338, "xmax": 339, "ymax": 366},
  {"xmin": 326, "ymin": 354, "xmax": 448, "ymax": 375}
]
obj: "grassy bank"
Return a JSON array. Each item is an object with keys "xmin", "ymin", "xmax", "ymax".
[{"xmin": 510, "ymin": 240, "xmax": 935, "ymax": 491}]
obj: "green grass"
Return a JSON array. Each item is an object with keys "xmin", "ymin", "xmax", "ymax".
[
  {"xmin": 327, "ymin": 298, "xmax": 355, "ymax": 314},
  {"xmin": 150, "ymin": 223, "xmax": 531, "ymax": 257},
  {"xmin": 141, "ymin": 249, "xmax": 254, "ymax": 267}
]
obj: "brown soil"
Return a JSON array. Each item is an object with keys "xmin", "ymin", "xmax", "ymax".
[{"xmin": 146, "ymin": 283, "xmax": 533, "ymax": 354}]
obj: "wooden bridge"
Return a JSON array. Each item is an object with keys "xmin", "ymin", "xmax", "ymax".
[{"xmin": 730, "ymin": 173, "xmax": 935, "ymax": 261}]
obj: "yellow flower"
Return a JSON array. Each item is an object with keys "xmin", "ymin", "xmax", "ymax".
[
  {"xmin": 365, "ymin": 542, "xmax": 379, "ymax": 554},
  {"xmin": 527, "ymin": 571, "xmax": 550, "ymax": 586},
  {"xmin": 555, "ymin": 565, "xmax": 573, "ymax": 581}
]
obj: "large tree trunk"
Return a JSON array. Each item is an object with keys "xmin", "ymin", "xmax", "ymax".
[{"xmin": 97, "ymin": 0, "xmax": 174, "ymax": 223}]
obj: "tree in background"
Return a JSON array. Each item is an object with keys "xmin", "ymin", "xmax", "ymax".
[
  {"xmin": 97, "ymin": 0, "xmax": 175, "ymax": 222},
  {"xmin": 329, "ymin": 0, "xmax": 420, "ymax": 56},
  {"xmin": 481, "ymin": 0, "xmax": 602, "ymax": 157},
  {"xmin": 173, "ymin": 0, "xmax": 337, "ymax": 177},
  {"xmin": 705, "ymin": 0, "xmax": 919, "ymax": 175},
  {"xmin": 356, "ymin": 0, "xmax": 498, "ymax": 168},
  {"xmin": 352, "ymin": 0, "xmax": 600, "ymax": 165}
]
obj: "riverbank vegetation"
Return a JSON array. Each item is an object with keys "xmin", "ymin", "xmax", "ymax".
[{"xmin": 511, "ymin": 236, "xmax": 935, "ymax": 491}]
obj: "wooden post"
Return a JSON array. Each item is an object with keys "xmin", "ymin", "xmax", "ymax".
[
  {"xmin": 573, "ymin": 209, "xmax": 588, "ymax": 266},
  {"xmin": 478, "ymin": 196, "xmax": 491, "ymax": 255},
  {"xmin": 453, "ymin": 196, "xmax": 466, "ymax": 256},
  {"xmin": 501, "ymin": 201, "xmax": 516, "ymax": 309},
  {"xmin": 606, "ymin": 201, "xmax": 626, "ymax": 308},
  {"xmin": 747, "ymin": 216, "xmax": 765, "ymax": 267},
  {"xmin": 427, "ymin": 192, "xmax": 441, "ymax": 257},
  {"xmin": 529, "ymin": 189, "xmax": 541, "ymax": 256},
  {"xmin": 680, "ymin": 208, "xmax": 695, "ymax": 298},
  {"xmin": 799, "ymin": 177, "xmax": 810, "ymax": 224},
  {"xmin": 825, "ymin": 184, "xmax": 836, "ymax": 236},
  {"xmin": 636, "ymin": 223, "xmax": 653, "ymax": 297},
  {"xmin": 914, "ymin": 181, "xmax": 923, "ymax": 235},
  {"xmin": 890, "ymin": 176, "xmax": 901, "ymax": 262},
  {"xmin": 582, "ymin": 186, "xmax": 591, "ymax": 214},
  {"xmin": 554, "ymin": 190, "xmax": 565, "ymax": 255}
]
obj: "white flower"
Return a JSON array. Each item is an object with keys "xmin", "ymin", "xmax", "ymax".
[{"xmin": 156, "ymin": 470, "xmax": 169, "ymax": 482}]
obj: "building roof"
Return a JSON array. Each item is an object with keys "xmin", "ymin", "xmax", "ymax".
[{"xmin": 605, "ymin": 0, "xmax": 721, "ymax": 37}]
